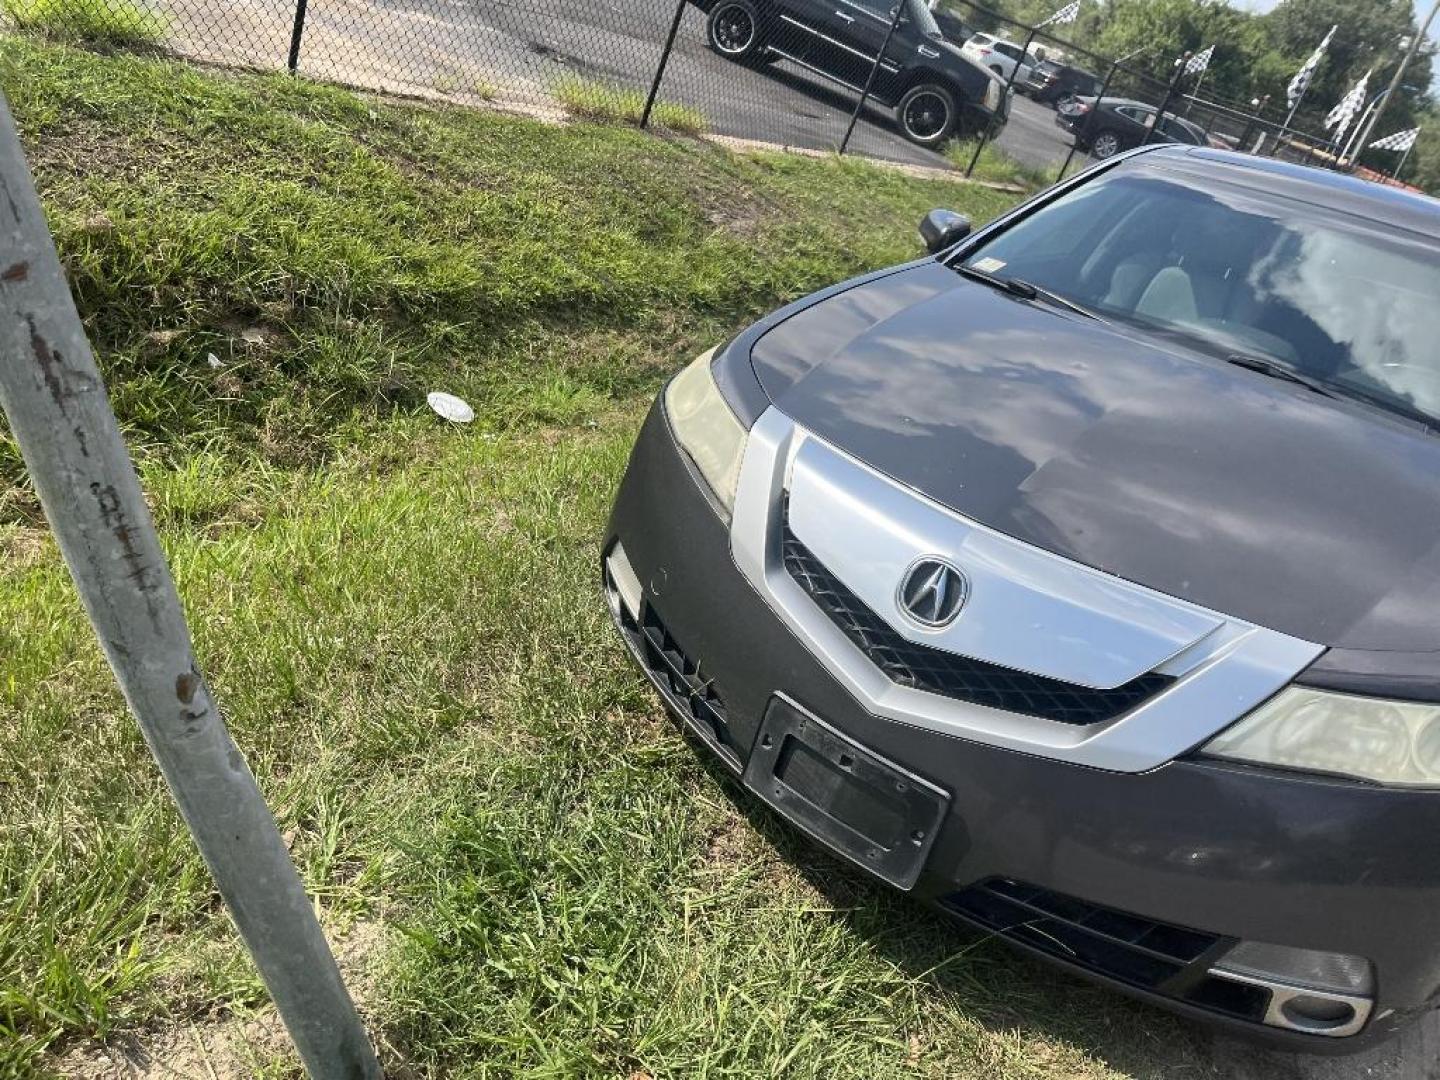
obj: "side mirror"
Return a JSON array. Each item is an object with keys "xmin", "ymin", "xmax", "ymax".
[{"xmin": 919, "ymin": 208, "xmax": 972, "ymax": 254}]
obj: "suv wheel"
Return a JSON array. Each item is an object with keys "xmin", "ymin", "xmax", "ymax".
[
  {"xmin": 896, "ymin": 83, "xmax": 957, "ymax": 147},
  {"xmin": 1090, "ymin": 129, "xmax": 1121, "ymax": 159},
  {"xmin": 707, "ymin": 0, "xmax": 763, "ymax": 62}
]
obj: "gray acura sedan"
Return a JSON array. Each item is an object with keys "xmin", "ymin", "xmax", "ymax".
[{"xmin": 602, "ymin": 146, "xmax": 1440, "ymax": 1054}]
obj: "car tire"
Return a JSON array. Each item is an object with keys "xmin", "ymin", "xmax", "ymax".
[
  {"xmin": 895, "ymin": 82, "xmax": 958, "ymax": 147},
  {"xmin": 707, "ymin": 0, "xmax": 765, "ymax": 63},
  {"xmin": 1090, "ymin": 128, "xmax": 1122, "ymax": 159}
]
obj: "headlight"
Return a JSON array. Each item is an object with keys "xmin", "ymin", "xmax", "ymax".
[
  {"xmin": 984, "ymin": 78, "xmax": 1003, "ymax": 112},
  {"xmin": 665, "ymin": 348, "xmax": 748, "ymax": 518},
  {"xmin": 1202, "ymin": 686, "xmax": 1440, "ymax": 786}
]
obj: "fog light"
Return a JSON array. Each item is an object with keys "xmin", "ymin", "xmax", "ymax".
[
  {"xmin": 1214, "ymin": 941, "xmax": 1373, "ymax": 995},
  {"xmin": 1209, "ymin": 941, "xmax": 1373, "ymax": 1038},
  {"xmin": 604, "ymin": 542, "xmax": 643, "ymax": 621}
]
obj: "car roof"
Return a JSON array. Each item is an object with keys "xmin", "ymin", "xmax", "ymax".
[
  {"xmin": 1096, "ymin": 97, "xmax": 1154, "ymax": 110},
  {"xmin": 1132, "ymin": 145, "xmax": 1440, "ymax": 237}
]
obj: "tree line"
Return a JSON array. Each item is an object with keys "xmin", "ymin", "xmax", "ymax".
[{"xmin": 950, "ymin": 0, "xmax": 1440, "ymax": 189}]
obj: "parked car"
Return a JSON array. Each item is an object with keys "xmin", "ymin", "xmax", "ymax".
[
  {"xmin": 960, "ymin": 31, "xmax": 1038, "ymax": 83},
  {"xmin": 603, "ymin": 144, "xmax": 1440, "ymax": 1060},
  {"xmin": 1057, "ymin": 95, "xmax": 1207, "ymax": 158},
  {"xmin": 696, "ymin": 0, "xmax": 1006, "ymax": 147},
  {"xmin": 1024, "ymin": 58, "xmax": 1102, "ymax": 105}
]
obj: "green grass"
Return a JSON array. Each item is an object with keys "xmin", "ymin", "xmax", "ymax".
[
  {"xmin": 0, "ymin": 34, "xmax": 1254, "ymax": 1080},
  {"xmin": 554, "ymin": 75, "xmax": 708, "ymax": 134},
  {"xmin": 1, "ymin": 0, "xmax": 164, "ymax": 45},
  {"xmin": 944, "ymin": 138, "xmax": 1059, "ymax": 191}
]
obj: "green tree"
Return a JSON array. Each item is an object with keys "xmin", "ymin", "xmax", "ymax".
[
  {"xmin": 1087, "ymin": 0, "xmax": 1258, "ymax": 100},
  {"xmin": 1395, "ymin": 104, "xmax": 1440, "ymax": 189},
  {"xmin": 1260, "ymin": 0, "xmax": 1433, "ymax": 134}
]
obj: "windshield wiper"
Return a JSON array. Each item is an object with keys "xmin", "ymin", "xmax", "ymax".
[
  {"xmin": 1319, "ymin": 376, "xmax": 1440, "ymax": 433},
  {"xmin": 955, "ymin": 264, "xmax": 1104, "ymax": 322},
  {"xmin": 1231, "ymin": 354, "xmax": 1440, "ymax": 432},
  {"xmin": 1224, "ymin": 353, "xmax": 1337, "ymax": 399}
]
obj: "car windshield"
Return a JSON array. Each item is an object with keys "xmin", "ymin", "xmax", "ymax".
[{"xmin": 958, "ymin": 169, "xmax": 1440, "ymax": 426}]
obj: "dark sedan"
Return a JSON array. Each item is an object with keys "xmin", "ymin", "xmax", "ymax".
[
  {"xmin": 1057, "ymin": 95, "xmax": 1206, "ymax": 158},
  {"xmin": 603, "ymin": 146, "xmax": 1440, "ymax": 1064}
]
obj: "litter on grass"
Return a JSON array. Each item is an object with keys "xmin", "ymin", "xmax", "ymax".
[{"xmin": 427, "ymin": 391, "xmax": 475, "ymax": 424}]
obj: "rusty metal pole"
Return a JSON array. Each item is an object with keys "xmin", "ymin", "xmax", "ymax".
[{"xmin": 0, "ymin": 89, "xmax": 380, "ymax": 1080}]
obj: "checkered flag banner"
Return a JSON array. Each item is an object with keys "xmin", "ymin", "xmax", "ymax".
[
  {"xmin": 1185, "ymin": 45, "xmax": 1214, "ymax": 76},
  {"xmin": 1370, "ymin": 127, "xmax": 1420, "ymax": 152},
  {"xmin": 1288, "ymin": 24, "xmax": 1337, "ymax": 109},
  {"xmin": 1040, "ymin": 0, "xmax": 1080, "ymax": 28},
  {"xmin": 1325, "ymin": 69, "xmax": 1371, "ymax": 136}
]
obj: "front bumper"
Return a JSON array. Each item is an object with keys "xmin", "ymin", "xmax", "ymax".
[{"xmin": 603, "ymin": 396, "xmax": 1440, "ymax": 1052}]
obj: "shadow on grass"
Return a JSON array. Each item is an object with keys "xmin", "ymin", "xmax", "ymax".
[{"xmin": 673, "ymin": 720, "xmax": 1370, "ymax": 1080}]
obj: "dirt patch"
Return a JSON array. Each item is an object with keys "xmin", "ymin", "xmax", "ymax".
[
  {"xmin": 52, "ymin": 920, "xmax": 395, "ymax": 1079},
  {"xmin": 55, "ymin": 1015, "xmax": 291, "ymax": 1080},
  {"xmin": 1, "ymin": 525, "xmax": 53, "ymax": 569},
  {"xmin": 701, "ymin": 191, "xmax": 765, "ymax": 237},
  {"xmin": 700, "ymin": 132, "xmax": 1024, "ymax": 191},
  {"xmin": 703, "ymin": 815, "xmax": 759, "ymax": 872}
]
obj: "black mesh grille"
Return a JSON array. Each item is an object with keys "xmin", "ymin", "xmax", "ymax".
[
  {"xmin": 945, "ymin": 879, "xmax": 1268, "ymax": 1023},
  {"xmin": 781, "ymin": 522, "xmax": 1174, "ymax": 726}
]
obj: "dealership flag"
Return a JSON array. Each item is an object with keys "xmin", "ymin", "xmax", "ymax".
[
  {"xmin": 1370, "ymin": 127, "xmax": 1420, "ymax": 151},
  {"xmin": 1288, "ymin": 24, "xmax": 1337, "ymax": 109},
  {"xmin": 1325, "ymin": 69, "xmax": 1371, "ymax": 137},
  {"xmin": 1040, "ymin": 0, "xmax": 1079, "ymax": 27},
  {"xmin": 1184, "ymin": 45, "xmax": 1214, "ymax": 76}
]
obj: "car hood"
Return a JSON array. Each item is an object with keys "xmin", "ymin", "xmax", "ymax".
[{"xmin": 749, "ymin": 261, "xmax": 1440, "ymax": 666}]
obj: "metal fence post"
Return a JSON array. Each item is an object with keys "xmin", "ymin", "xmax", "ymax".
[
  {"xmin": 1054, "ymin": 56, "xmax": 1120, "ymax": 183},
  {"xmin": 965, "ymin": 23, "xmax": 1038, "ymax": 178},
  {"xmin": 287, "ymin": 0, "xmax": 308, "ymax": 73},
  {"xmin": 0, "ymin": 90, "xmax": 380, "ymax": 1080},
  {"xmin": 839, "ymin": 2, "xmax": 906, "ymax": 155},
  {"xmin": 1141, "ymin": 50, "xmax": 1189, "ymax": 148},
  {"xmin": 641, "ymin": 0, "xmax": 688, "ymax": 128}
]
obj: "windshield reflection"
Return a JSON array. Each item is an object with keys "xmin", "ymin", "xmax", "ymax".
[{"xmin": 961, "ymin": 171, "xmax": 1440, "ymax": 426}]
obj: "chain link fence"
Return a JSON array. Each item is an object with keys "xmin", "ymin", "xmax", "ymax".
[{"xmin": 2, "ymin": 0, "xmax": 1363, "ymax": 182}]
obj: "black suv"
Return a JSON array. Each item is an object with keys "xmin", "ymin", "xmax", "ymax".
[
  {"xmin": 696, "ymin": 0, "xmax": 1006, "ymax": 147},
  {"xmin": 1023, "ymin": 59, "xmax": 1102, "ymax": 106}
]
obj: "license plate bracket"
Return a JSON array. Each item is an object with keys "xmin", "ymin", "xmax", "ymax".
[{"xmin": 743, "ymin": 695, "xmax": 949, "ymax": 890}]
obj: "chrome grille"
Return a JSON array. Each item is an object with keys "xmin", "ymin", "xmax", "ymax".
[{"xmin": 780, "ymin": 520, "xmax": 1174, "ymax": 726}]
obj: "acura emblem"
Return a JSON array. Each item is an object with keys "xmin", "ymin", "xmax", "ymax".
[{"xmin": 898, "ymin": 557, "xmax": 968, "ymax": 627}]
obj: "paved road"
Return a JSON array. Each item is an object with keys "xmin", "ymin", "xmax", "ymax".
[
  {"xmin": 474, "ymin": 0, "xmax": 1084, "ymax": 173},
  {"xmin": 161, "ymin": 0, "xmax": 1083, "ymax": 175}
]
